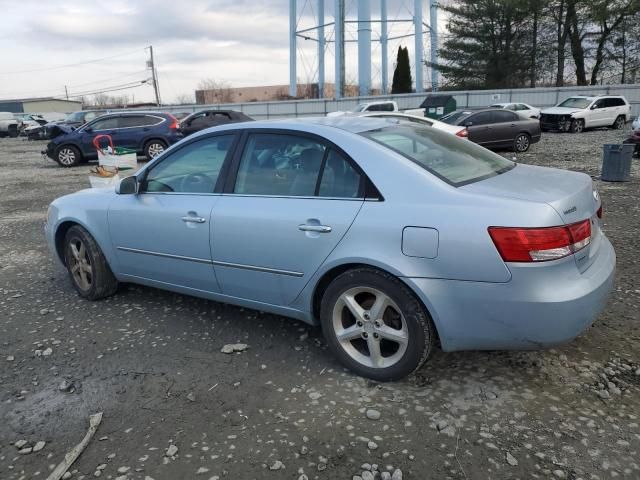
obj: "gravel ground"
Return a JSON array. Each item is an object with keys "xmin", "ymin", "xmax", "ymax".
[{"xmin": 1, "ymin": 128, "xmax": 639, "ymax": 480}]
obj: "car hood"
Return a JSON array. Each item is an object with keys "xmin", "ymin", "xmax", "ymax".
[
  {"xmin": 462, "ymin": 164, "xmax": 597, "ymax": 225},
  {"xmin": 541, "ymin": 106, "xmax": 583, "ymax": 115}
]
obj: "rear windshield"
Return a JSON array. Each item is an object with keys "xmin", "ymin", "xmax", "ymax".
[
  {"xmin": 440, "ymin": 111, "xmax": 472, "ymax": 125},
  {"xmin": 361, "ymin": 125, "xmax": 514, "ymax": 186},
  {"xmin": 557, "ymin": 97, "xmax": 591, "ymax": 109}
]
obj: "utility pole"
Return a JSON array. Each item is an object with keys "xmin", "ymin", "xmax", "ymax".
[
  {"xmin": 334, "ymin": 0, "xmax": 345, "ymax": 98},
  {"xmin": 148, "ymin": 45, "xmax": 161, "ymax": 106}
]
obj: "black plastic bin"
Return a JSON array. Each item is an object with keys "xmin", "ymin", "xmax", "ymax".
[{"xmin": 601, "ymin": 144, "xmax": 633, "ymax": 182}]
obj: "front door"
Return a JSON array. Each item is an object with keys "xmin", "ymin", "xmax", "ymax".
[
  {"xmin": 212, "ymin": 132, "xmax": 364, "ymax": 305},
  {"xmin": 108, "ymin": 134, "xmax": 237, "ymax": 292},
  {"xmin": 79, "ymin": 116, "xmax": 121, "ymax": 156},
  {"xmin": 589, "ymin": 99, "xmax": 609, "ymax": 127},
  {"xmin": 466, "ymin": 112, "xmax": 495, "ymax": 146}
]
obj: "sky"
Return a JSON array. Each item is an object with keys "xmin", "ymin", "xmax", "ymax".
[{"xmin": 0, "ymin": 0, "xmax": 440, "ymax": 104}]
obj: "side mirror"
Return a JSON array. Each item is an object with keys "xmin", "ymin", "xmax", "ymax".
[
  {"xmin": 591, "ymin": 105, "xmax": 598, "ymax": 110},
  {"xmin": 84, "ymin": 127, "xmax": 93, "ymax": 133},
  {"xmin": 116, "ymin": 176, "xmax": 138, "ymax": 195},
  {"xmin": 464, "ymin": 121, "xmax": 473, "ymax": 127}
]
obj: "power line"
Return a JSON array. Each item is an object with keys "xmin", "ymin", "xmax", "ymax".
[
  {"xmin": 63, "ymin": 80, "xmax": 149, "ymax": 99},
  {"xmin": 0, "ymin": 49, "xmax": 144, "ymax": 75}
]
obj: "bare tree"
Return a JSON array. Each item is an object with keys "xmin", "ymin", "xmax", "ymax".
[
  {"xmin": 197, "ymin": 78, "xmax": 233, "ymax": 103},
  {"xmin": 174, "ymin": 93, "xmax": 195, "ymax": 105},
  {"xmin": 92, "ymin": 93, "xmax": 111, "ymax": 107}
]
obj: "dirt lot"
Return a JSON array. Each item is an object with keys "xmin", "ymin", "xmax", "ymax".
[{"xmin": 1, "ymin": 128, "xmax": 639, "ymax": 480}]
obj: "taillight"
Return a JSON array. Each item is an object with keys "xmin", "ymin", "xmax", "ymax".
[
  {"xmin": 597, "ymin": 204, "xmax": 603, "ymax": 218},
  {"xmin": 168, "ymin": 114, "xmax": 179, "ymax": 129},
  {"xmin": 456, "ymin": 128, "xmax": 468, "ymax": 138},
  {"xmin": 488, "ymin": 219, "xmax": 591, "ymax": 262}
]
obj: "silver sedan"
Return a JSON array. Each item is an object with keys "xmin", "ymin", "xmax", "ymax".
[{"xmin": 45, "ymin": 117, "xmax": 615, "ymax": 380}]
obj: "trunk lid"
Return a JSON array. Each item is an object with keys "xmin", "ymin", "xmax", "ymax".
[{"xmin": 463, "ymin": 164, "xmax": 601, "ymax": 272}]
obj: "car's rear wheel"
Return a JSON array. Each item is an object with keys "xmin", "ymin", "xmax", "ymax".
[
  {"xmin": 55, "ymin": 145, "xmax": 82, "ymax": 167},
  {"xmin": 570, "ymin": 119, "xmax": 584, "ymax": 133},
  {"xmin": 320, "ymin": 267, "xmax": 435, "ymax": 381},
  {"xmin": 613, "ymin": 115, "xmax": 626, "ymax": 130},
  {"xmin": 63, "ymin": 225, "xmax": 118, "ymax": 300},
  {"xmin": 514, "ymin": 133, "xmax": 531, "ymax": 152},
  {"xmin": 144, "ymin": 139, "xmax": 167, "ymax": 161}
]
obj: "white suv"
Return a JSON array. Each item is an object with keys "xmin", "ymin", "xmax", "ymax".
[{"xmin": 540, "ymin": 95, "xmax": 631, "ymax": 133}]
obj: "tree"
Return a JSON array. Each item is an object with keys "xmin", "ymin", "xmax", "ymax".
[
  {"xmin": 434, "ymin": 0, "xmax": 534, "ymax": 89},
  {"xmin": 391, "ymin": 46, "xmax": 413, "ymax": 93},
  {"xmin": 174, "ymin": 93, "xmax": 195, "ymax": 105},
  {"xmin": 197, "ymin": 78, "xmax": 233, "ymax": 104}
]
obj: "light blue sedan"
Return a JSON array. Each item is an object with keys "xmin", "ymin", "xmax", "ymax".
[{"xmin": 45, "ymin": 117, "xmax": 616, "ymax": 380}]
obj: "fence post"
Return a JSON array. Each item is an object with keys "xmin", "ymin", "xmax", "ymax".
[
  {"xmin": 466, "ymin": 92, "xmax": 469, "ymax": 108},
  {"xmin": 295, "ymin": 101, "xmax": 298, "ymax": 118}
]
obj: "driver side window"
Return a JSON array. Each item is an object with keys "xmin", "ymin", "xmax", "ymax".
[{"xmin": 142, "ymin": 135, "xmax": 235, "ymax": 194}]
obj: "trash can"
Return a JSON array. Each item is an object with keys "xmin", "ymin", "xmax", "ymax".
[{"xmin": 601, "ymin": 144, "xmax": 633, "ymax": 182}]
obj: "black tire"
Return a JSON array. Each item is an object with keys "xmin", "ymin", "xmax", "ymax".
[
  {"xmin": 63, "ymin": 225, "xmax": 118, "ymax": 300},
  {"xmin": 570, "ymin": 119, "xmax": 584, "ymax": 133},
  {"xmin": 612, "ymin": 115, "xmax": 626, "ymax": 130},
  {"xmin": 320, "ymin": 267, "xmax": 436, "ymax": 381},
  {"xmin": 55, "ymin": 145, "xmax": 82, "ymax": 167},
  {"xmin": 8, "ymin": 125, "xmax": 19, "ymax": 138},
  {"xmin": 513, "ymin": 132, "xmax": 531, "ymax": 153},
  {"xmin": 143, "ymin": 139, "xmax": 167, "ymax": 161}
]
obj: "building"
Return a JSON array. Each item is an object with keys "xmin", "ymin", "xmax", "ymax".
[
  {"xmin": 0, "ymin": 97, "xmax": 82, "ymax": 114},
  {"xmin": 195, "ymin": 83, "xmax": 364, "ymax": 105}
]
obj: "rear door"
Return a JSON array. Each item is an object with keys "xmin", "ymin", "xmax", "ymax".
[
  {"xmin": 465, "ymin": 112, "xmax": 495, "ymax": 146},
  {"xmin": 491, "ymin": 110, "xmax": 520, "ymax": 146},
  {"xmin": 211, "ymin": 131, "xmax": 364, "ymax": 305},
  {"xmin": 117, "ymin": 114, "xmax": 166, "ymax": 151}
]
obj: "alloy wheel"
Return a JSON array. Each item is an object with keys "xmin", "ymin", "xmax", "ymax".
[
  {"xmin": 515, "ymin": 134, "xmax": 530, "ymax": 152},
  {"xmin": 148, "ymin": 142, "xmax": 165, "ymax": 158},
  {"xmin": 58, "ymin": 148, "xmax": 76, "ymax": 166},
  {"xmin": 332, "ymin": 287, "xmax": 408, "ymax": 369},
  {"xmin": 68, "ymin": 238, "xmax": 92, "ymax": 291},
  {"xmin": 615, "ymin": 117, "xmax": 625, "ymax": 129}
]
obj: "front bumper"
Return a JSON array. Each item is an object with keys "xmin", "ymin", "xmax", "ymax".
[
  {"xmin": 540, "ymin": 114, "xmax": 573, "ymax": 131},
  {"xmin": 405, "ymin": 236, "xmax": 616, "ymax": 352}
]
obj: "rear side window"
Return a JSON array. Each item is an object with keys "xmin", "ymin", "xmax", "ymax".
[
  {"xmin": 318, "ymin": 150, "xmax": 362, "ymax": 198},
  {"xmin": 492, "ymin": 110, "xmax": 518, "ymax": 122},
  {"xmin": 468, "ymin": 112, "xmax": 493, "ymax": 125},
  {"xmin": 142, "ymin": 135, "xmax": 235, "ymax": 193},
  {"xmin": 362, "ymin": 125, "xmax": 514, "ymax": 186},
  {"xmin": 605, "ymin": 98, "xmax": 625, "ymax": 107},
  {"xmin": 119, "ymin": 115, "xmax": 163, "ymax": 128}
]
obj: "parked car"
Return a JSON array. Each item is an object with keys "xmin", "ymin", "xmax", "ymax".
[
  {"xmin": 0, "ymin": 112, "xmax": 21, "ymax": 137},
  {"xmin": 490, "ymin": 102, "xmax": 540, "ymax": 119},
  {"xmin": 540, "ymin": 95, "xmax": 630, "ymax": 133},
  {"xmin": 355, "ymin": 111, "xmax": 468, "ymax": 137},
  {"xmin": 328, "ymin": 100, "xmax": 425, "ymax": 117},
  {"xmin": 45, "ymin": 117, "xmax": 615, "ymax": 380},
  {"xmin": 180, "ymin": 109, "xmax": 253, "ymax": 136},
  {"xmin": 44, "ymin": 110, "xmax": 108, "ymax": 140},
  {"xmin": 440, "ymin": 109, "xmax": 541, "ymax": 152},
  {"xmin": 45, "ymin": 111, "xmax": 183, "ymax": 166}
]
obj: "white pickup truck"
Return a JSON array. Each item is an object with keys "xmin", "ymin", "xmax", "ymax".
[
  {"xmin": 0, "ymin": 112, "xmax": 21, "ymax": 138},
  {"xmin": 327, "ymin": 100, "xmax": 425, "ymax": 117}
]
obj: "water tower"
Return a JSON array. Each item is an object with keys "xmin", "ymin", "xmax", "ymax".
[{"xmin": 289, "ymin": 0, "xmax": 439, "ymax": 98}]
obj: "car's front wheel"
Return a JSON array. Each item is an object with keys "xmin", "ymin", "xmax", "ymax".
[
  {"xmin": 144, "ymin": 139, "xmax": 167, "ymax": 161},
  {"xmin": 514, "ymin": 133, "xmax": 531, "ymax": 152},
  {"xmin": 320, "ymin": 267, "xmax": 435, "ymax": 381},
  {"xmin": 55, "ymin": 145, "xmax": 82, "ymax": 167},
  {"xmin": 63, "ymin": 225, "xmax": 118, "ymax": 300},
  {"xmin": 613, "ymin": 115, "xmax": 626, "ymax": 130},
  {"xmin": 570, "ymin": 119, "xmax": 585, "ymax": 133}
]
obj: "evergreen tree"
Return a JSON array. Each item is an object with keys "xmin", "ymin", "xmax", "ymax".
[
  {"xmin": 434, "ymin": 0, "xmax": 534, "ymax": 89},
  {"xmin": 392, "ymin": 46, "xmax": 413, "ymax": 93}
]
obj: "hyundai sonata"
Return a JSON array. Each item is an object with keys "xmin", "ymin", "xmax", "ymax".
[{"xmin": 45, "ymin": 117, "xmax": 615, "ymax": 380}]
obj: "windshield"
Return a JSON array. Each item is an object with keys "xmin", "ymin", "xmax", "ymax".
[
  {"xmin": 65, "ymin": 111, "xmax": 86, "ymax": 122},
  {"xmin": 557, "ymin": 97, "xmax": 591, "ymax": 109},
  {"xmin": 439, "ymin": 111, "xmax": 471, "ymax": 125},
  {"xmin": 361, "ymin": 125, "xmax": 514, "ymax": 186}
]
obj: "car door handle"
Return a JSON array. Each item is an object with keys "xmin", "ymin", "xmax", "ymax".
[
  {"xmin": 182, "ymin": 216, "xmax": 206, "ymax": 223},
  {"xmin": 298, "ymin": 224, "xmax": 332, "ymax": 233}
]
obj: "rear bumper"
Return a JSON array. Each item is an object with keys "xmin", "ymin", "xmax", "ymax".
[{"xmin": 405, "ymin": 236, "xmax": 616, "ymax": 351}]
